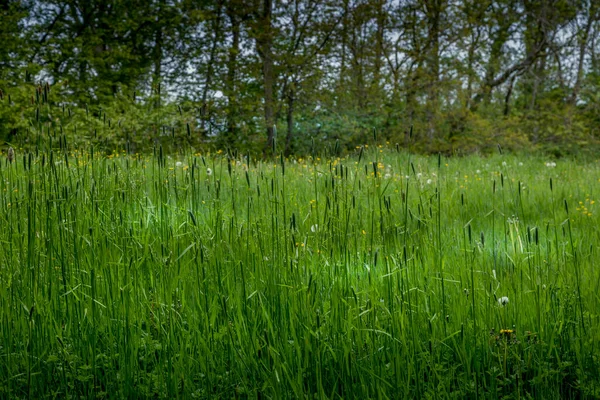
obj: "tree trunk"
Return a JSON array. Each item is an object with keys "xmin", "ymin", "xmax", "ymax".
[
  {"xmin": 570, "ymin": 4, "xmax": 596, "ymax": 104},
  {"xmin": 404, "ymin": 6, "xmax": 419, "ymax": 123},
  {"xmin": 255, "ymin": 0, "xmax": 276, "ymax": 153},
  {"xmin": 285, "ymin": 87, "xmax": 294, "ymax": 155},
  {"xmin": 200, "ymin": 0, "xmax": 224, "ymax": 133},
  {"xmin": 478, "ymin": 3, "xmax": 513, "ymax": 108},
  {"xmin": 152, "ymin": 0, "xmax": 165, "ymax": 108},
  {"xmin": 225, "ymin": 5, "xmax": 241, "ymax": 145},
  {"xmin": 464, "ymin": 21, "xmax": 482, "ymax": 110},
  {"xmin": 373, "ymin": 0, "xmax": 385, "ymax": 88},
  {"xmin": 338, "ymin": 0, "xmax": 349, "ymax": 106},
  {"xmin": 504, "ymin": 75, "xmax": 516, "ymax": 116},
  {"xmin": 529, "ymin": 55, "xmax": 546, "ymax": 111},
  {"xmin": 424, "ymin": 0, "xmax": 443, "ymax": 140}
]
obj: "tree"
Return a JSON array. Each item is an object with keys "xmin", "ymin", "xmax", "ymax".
[{"xmin": 249, "ymin": 0, "xmax": 277, "ymax": 152}]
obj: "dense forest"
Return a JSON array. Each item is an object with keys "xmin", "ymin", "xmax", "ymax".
[{"xmin": 1, "ymin": 0, "xmax": 599, "ymax": 155}]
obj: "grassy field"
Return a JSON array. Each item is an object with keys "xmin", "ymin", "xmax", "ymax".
[{"xmin": 1, "ymin": 145, "xmax": 600, "ymax": 399}]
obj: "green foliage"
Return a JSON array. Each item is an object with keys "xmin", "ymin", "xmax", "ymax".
[
  {"xmin": 0, "ymin": 82, "xmax": 209, "ymax": 153},
  {"xmin": 2, "ymin": 82, "xmax": 600, "ymax": 157},
  {"xmin": 0, "ymin": 0, "xmax": 30, "ymax": 79},
  {"xmin": 0, "ymin": 83, "xmax": 35, "ymax": 143}
]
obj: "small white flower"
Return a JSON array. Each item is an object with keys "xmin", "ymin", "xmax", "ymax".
[
  {"xmin": 206, "ymin": 167, "xmax": 213, "ymax": 176},
  {"xmin": 310, "ymin": 224, "xmax": 319, "ymax": 233},
  {"xmin": 426, "ymin": 179, "xmax": 432, "ymax": 185},
  {"xmin": 384, "ymin": 173, "xmax": 391, "ymax": 179},
  {"xmin": 502, "ymin": 161, "xmax": 507, "ymax": 166},
  {"xmin": 417, "ymin": 172, "xmax": 422, "ymax": 178},
  {"xmin": 175, "ymin": 161, "xmax": 183, "ymax": 167},
  {"xmin": 545, "ymin": 162, "xmax": 556, "ymax": 168},
  {"xmin": 498, "ymin": 296, "xmax": 509, "ymax": 306},
  {"xmin": 518, "ymin": 162, "xmax": 523, "ymax": 166},
  {"xmin": 476, "ymin": 169, "xmax": 481, "ymax": 174}
]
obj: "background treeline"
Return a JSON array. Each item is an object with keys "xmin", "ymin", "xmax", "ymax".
[{"xmin": 1, "ymin": 0, "xmax": 599, "ymax": 155}]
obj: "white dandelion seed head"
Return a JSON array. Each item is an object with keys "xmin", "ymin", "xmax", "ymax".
[
  {"xmin": 545, "ymin": 161, "xmax": 556, "ymax": 168},
  {"xmin": 384, "ymin": 173, "xmax": 392, "ymax": 179},
  {"xmin": 518, "ymin": 162, "xmax": 523, "ymax": 166},
  {"xmin": 206, "ymin": 167, "xmax": 213, "ymax": 176},
  {"xmin": 502, "ymin": 161, "xmax": 507, "ymax": 166},
  {"xmin": 175, "ymin": 161, "xmax": 183, "ymax": 167},
  {"xmin": 426, "ymin": 179, "xmax": 432, "ymax": 185},
  {"xmin": 498, "ymin": 296, "xmax": 509, "ymax": 306},
  {"xmin": 476, "ymin": 169, "xmax": 481, "ymax": 174}
]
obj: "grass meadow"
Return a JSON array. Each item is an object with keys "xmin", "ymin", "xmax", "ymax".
[{"xmin": 1, "ymin": 145, "xmax": 600, "ymax": 399}]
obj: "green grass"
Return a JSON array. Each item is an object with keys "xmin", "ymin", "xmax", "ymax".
[{"xmin": 1, "ymin": 145, "xmax": 600, "ymax": 398}]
